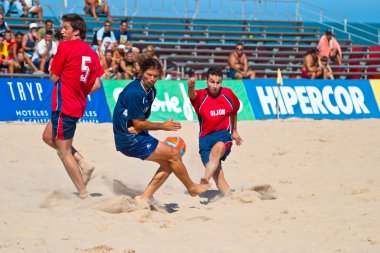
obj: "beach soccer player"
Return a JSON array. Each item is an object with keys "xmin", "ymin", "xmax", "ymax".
[
  {"xmin": 42, "ymin": 14, "xmax": 104, "ymax": 199},
  {"xmin": 112, "ymin": 57, "xmax": 210, "ymax": 202},
  {"xmin": 187, "ymin": 67, "xmax": 243, "ymax": 196}
]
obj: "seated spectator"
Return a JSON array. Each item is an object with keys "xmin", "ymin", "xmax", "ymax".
[
  {"xmin": 318, "ymin": 29, "xmax": 342, "ymax": 65},
  {"xmin": 31, "ymin": 30, "xmax": 57, "ymax": 73},
  {"xmin": 113, "ymin": 19, "xmax": 132, "ymax": 48},
  {"xmin": 320, "ymin": 56, "xmax": 334, "ymax": 80},
  {"xmin": 101, "ymin": 49, "xmax": 116, "ymax": 79},
  {"xmin": 227, "ymin": 43, "xmax": 255, "ymax": 79},
  {"xmin": 0, "ymin": 33, "xmax": 10, "ymax": 72},
  {"xmin": 301, "ymin": 47, "xmax": 323, "ymax": 79},
  {"xmin": 84, "ymin": 0, "xmax": 111, "ymax": 22},
  {"xmin": 0, "ymin": 13, "xmax": 12, "ymax": 36},
  {"xmin": 145, "ymin": 44, "xmax": 166, "ymax": 79},
  {"xmin": 91, "ymin": 20, "xmax": 115, "ymax": 59},
  {"xmin": 22, "ymin": 0, "xmax": 43, "ymax": 22},
  {"xmin": 22, "ymin": 22, "xmax": 38, "ymax": 58},
  {"xmin": 37, "ymin": 19, "xmax": 54, "ymax": 41},
  {"xmin": 3, "ymin": 30, "xmax": 17, "ymax": 73},
  {"xmin": 99, "ymin": 36, "xmax": 112, "ymax": 58},
  {"xmin": 0, "ymin": 0, "xmax": 23, "ymax": 17},
  {"xmin": 116, "ymin": 49, "xmax": 135, "ymax": 80},
  {"xmin": 10, "ymin": 31, "xmax": 39, "ymax": 73},
  {"xmin": 113, "ymin": 44, "xmax": 125, "ymax": 65}
]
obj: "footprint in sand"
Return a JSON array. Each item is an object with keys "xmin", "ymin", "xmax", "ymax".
[{"xmin": 230, "ymin": 184, "xmax": 277, "ymax": 203}]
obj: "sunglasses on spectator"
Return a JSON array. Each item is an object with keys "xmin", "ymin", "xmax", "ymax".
[
  {"xmin": 236, "ymin": 47, "xmax": 243, "ymax": 51},
  {"xmin": 104, "ymin": 24, "xmax": 111, "ymax": 27}
]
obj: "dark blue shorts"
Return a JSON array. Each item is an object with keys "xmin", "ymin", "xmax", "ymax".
[
  {"xmin": 119, "ymin": 133, "xmax": 159, "ymax": 160},
  {"xmin": 51, "ymin": 111, "xmax": 79, "ymax": 140},
  {"xmin": 199, "ymin": 130, "xmax": 233, "ymax": 165},
  {"xmin": 227, "ymin": 69, "xmax": 237, "ymax": 79}
]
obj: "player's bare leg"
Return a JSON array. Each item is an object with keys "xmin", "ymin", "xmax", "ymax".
[
  {"xmin": 141, "ymin": 142, "xmax": 210, "ymax": 199},
  {"xmin": 43, "ymin": 120, "xmax": 95, "ymax": 185},
  {"xmin": 55, "ymin": 138, "xmax": 89, "ymax": 199},
  {"xmin": 202, "ymin": 142, "xmax": 226, "ymax": 182},
  {"xmin": 212, "ymin": 166, "xmax": 232, "ymax": 196}
]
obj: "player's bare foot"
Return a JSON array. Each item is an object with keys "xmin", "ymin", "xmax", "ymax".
[
  {"xmin": 79, "ymin": 190, "xmax": 90, "ymax": 199},
  {"xmin": 79, "ymin": 159, "xmax": 95, "ymax": 185},
  {"xmin": 188, "ymin": 183, "xmax": 211, "ymax": 197}
]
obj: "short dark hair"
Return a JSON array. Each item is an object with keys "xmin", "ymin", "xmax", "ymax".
[
  {"xmin": 62, "ymin": 13, "xmax": 87, "ymax": 40},
  {"xmin": 205, "ymin": 67, "xmax": 223, "ymax": 79},
  {"xmin": 120, "ymin": 19, "xmax": 128, "ymax": 25},
  {"xmin": 45, "ymin": 30, "xmax": 54, "ymax": 36},
  {"xmin": 325, "ymin": 29, "xmax": 332, "ymax": 35},
  {"xmin": 140, "ymin": 57, "xmax": 163, "ymax": 77}
]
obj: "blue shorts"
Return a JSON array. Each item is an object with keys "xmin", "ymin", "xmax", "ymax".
[
  {"xmin": 118, "ymin": 133, "xmax": 159, "ymax": 160},
  {"xmin": 227, "ymin": 69, "xmax": 237, "ymax": 79},
  {"xmin": 51, "ymin": 111, "xmax": 79, "ymax": 140},
  {"xmin": 199, "ymin": 130, "xmax": 233, "ymax": 165}
]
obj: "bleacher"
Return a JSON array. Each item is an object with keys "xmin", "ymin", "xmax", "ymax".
[{"xmin": 2, "ymin": 12, "xmax": 380, "ymax": 80}]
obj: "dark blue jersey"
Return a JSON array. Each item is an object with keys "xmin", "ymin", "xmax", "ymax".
[{"xmin": 113, "ymin": 79, "xmax": 156, "ymax": 151}]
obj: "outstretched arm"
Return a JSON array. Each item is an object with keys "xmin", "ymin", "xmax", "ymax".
[
  {"xmin": 131, "ymin": 118, "xmax": 181, "ymax": 133},
  {"xmin": 187, "ymin": 76, "xmax": 197, "ymax": 100}
]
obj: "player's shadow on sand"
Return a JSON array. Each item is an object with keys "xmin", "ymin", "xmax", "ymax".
[
  {"xmin": 199, "ymin": 190, "xmax": 223, "ymax": 205},
  {"xmin": 73, "ymin": 192, "xmax": 103, "ymax": 198},
  {"xmin": 112, "ymin": 179, "xmax": 179, "ymax": 213}
]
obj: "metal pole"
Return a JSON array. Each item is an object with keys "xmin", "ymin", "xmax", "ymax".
[
  {"xmin": 344, "ymin": 17, "xmax": 347, "ymax": 33},
  {"xmin": 295, "ymin": 0, "xmax": 299, "ymax": 21},
  {"xmin": 242, "ymin": 0, "xmax": 245, "ymax": 20}
]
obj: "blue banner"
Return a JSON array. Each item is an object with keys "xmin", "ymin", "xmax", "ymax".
[
  {"xmin": 244, "ymin": 79, "xmax": 380, "ymax": 119},
  {"xmin": 0, "ymin": 78, "xmax": 111, "ymax": 123}
]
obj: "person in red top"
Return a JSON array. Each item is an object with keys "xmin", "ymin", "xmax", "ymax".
[
  {"xmin": 187, "ymin": 67, "xmax": 243, "ymax": 197},
  {"xmin": 42, "ymin": 13, "xmax": 104, "ymax": 199}
]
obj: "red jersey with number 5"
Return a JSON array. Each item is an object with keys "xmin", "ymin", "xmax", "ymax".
[
  {"xmin": 190, "ymin": 87, "xmax": 240, "ymax": 138},
  {"xmin": 50, "ymin": 39, "xmax": 104, "ymax": 118}
]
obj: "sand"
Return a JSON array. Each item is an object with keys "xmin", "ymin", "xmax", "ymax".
[{"xmin": 0, "ymin": 119, "xmax": 379, "ymax": 253}]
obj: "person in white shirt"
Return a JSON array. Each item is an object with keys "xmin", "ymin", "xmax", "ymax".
[{"xmin": 32, "ymin": 29, "xmax": 57, "ymax": 73}]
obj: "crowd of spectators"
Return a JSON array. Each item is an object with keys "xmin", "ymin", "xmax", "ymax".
[{"xmin": 0, "ymin": 1, "xmax": 344, "ymax": 80}]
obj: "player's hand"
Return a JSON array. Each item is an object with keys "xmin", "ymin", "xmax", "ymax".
[
  {"xmin": 127, "ymin": 126, "xmax": 140, "ymax": 134},
  {"xmin": 232, "ymin": 131, "xmax": 243, "ymax": 146},
  {"xmin": 162, "ymin": 118, "xmax": 182, "ymax": 131},
  {"xmin": 187, "ymin": 77, "xmax": 196, "ymax": 88}
]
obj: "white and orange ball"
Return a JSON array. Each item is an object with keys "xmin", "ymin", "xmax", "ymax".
[{"xmin": 164, "ymin": 136, "xmax": 186, "ymax": 156}]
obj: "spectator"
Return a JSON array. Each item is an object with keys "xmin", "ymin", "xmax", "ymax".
[
  {"xmin": 15, "ymin": 31, "xmax": 41, "ymax": 73},
  {"xmin": 0, "ymin": 13, "xmax": 12, "ymax": 36},
  {"xmin": 0, "ymin": 0, "xmax": 23, "ymax": 17},
  {"xmin": 301, "ymin": 47, "xmax": 322, "ymax": 79},
  {"xmin": 91, "ymin": 20, "xmax": 115, "ymax": 59},
  {"xmin": 84, "ymin": 0, "xmax": 112, "ymax": 22},
  {"xmin": 318, "ymin": 29, "xmax": 342, "ymax": 65},
  {"xmin": 21, "ymin": 0, "xmax": 43, "ymax": 22},
  {"xmin": 101, "ymin": 49, "xmax": 116, "ymax": 79},
  {"xmin": 0, "ymin": 33, "xmax": 10, "ymax": 72},
  {"xmin": 145, "ymin": 44, "xmax": 165, "ymax": 79},
  {"xmin": 32, "ymin": 30, "xmax": 57, "ymax": 73},
  {"xmin": 320, "ymin": 56, "xmax": 334, "ymax": 80},
  {"xmin": 227, "ymin": 43, "xmax": 255, "ymax": 79},
  {"xmin": 3, "ymin": 30, "xmax": 17, "ymax": 72},
  {"xmin": 99, "ymin": 36, "xmax": 112, "ymax": 58},
  {"xmin": 37, "ymin": 19, "xmax": 54, "ymax": 41},
  {"xmin": 113, "ymin": 44, "xmax": 124, "ymax": 65},
  {"xmin": 113, "ymin": 19, "xmax": 132, "ymax": 48},
  {"xmin": 22, "ymin": 22, "xmax": 37, "ymax": 58},
  {"xmin": 116, "ymin": 49, "xmax": 135, "ymax": 80}
]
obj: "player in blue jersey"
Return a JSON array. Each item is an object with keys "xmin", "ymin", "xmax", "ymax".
[
  {"xmin": 187, "ymin": 67, "xmax": 243, "ymax": 196},
  {"xmin": 113, "ymin": 57, "xmax": 210, "ymax": 202}
]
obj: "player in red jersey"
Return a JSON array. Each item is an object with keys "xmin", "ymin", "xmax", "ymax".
[
  {"xmin": 42, "ymin": 13, "xmax": 104, "ymax": 199},
  {"xmin": 187, "ymin": 67, "xmax": 243, "ymax": 196}
]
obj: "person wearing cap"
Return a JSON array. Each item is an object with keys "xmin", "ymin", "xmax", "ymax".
[
  {"xmin": 317, "ymin": 29, "xmax": 342, "ymax": 65},
  {"xmin": 301, "ymin": 47, "xmax": 323, "ymax": 79},
  {"xmin": 21, "ymin": 22, "xmax": 37, "ymax": 58}
]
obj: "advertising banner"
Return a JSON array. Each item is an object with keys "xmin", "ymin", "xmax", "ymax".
[
  {"xmin": 102, "ymin": 79, "xmax": 255, "ymax": 121},
  {"xmin": 0, "ymin": 78, "xmax": 111, "ymax": 123},
  {"xmin": 244, "ymin": 79, "xmax": 380, "ymax": 119}
]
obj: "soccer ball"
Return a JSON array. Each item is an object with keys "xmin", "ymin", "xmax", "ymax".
[{"xmin": 164, "ymin": 136, "xmax": 186, "ymax": 157}]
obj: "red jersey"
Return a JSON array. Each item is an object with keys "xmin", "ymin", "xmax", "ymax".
[
  {"xmin": 191, "ymin": 87, "xmax": 240, "ymax": 138},
  {"xmin": 50, "ymin": 40, "xmax": 104, "ymax": 118}
]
